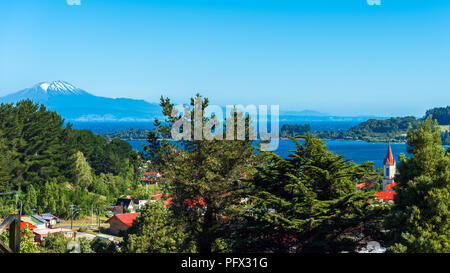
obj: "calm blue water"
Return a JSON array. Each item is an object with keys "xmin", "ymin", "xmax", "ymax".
[
  {"xmin": 71, "ymin": 121, "xmax": 447, "ymax": 169},
  {"xmin": 127, "ymin": 139, "xmax": 409, "ymax": 169},
  {"xmin": 70, "ymin": 120, "xmax": 359, "ymax": 134}
]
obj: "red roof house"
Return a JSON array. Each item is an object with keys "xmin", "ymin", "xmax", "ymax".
[
  {"xmin": 374, "ymin": 191, "xmax": 396, "ymax": 202},
  {"xmin": 7, "ymin": 221, "xmax": 37, "ymax": 231},
  {"xmin": 106, "ymin": 213, "xmax": 140, "ymax": 235}
]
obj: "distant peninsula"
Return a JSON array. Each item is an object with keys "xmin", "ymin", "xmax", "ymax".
[{"xmin": 281, "ymin": 106, "xmax": 450, "ymax": 145}]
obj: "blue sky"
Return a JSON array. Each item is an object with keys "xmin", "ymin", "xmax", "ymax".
[{"xmin": 1, "ymin": 0, "xmax": 449, "ymax": 116}]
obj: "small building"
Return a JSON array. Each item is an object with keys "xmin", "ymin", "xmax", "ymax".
[
  {"xmin": 40, "ymin": 213, "xmax": 61, "ymax": 228},
  {"xmin": 23, "ymin": 213, "xmax": 61, "ymax": 229},
  {"xmin": 7, "ymin": 221, "xmax": 37, "ymax": 231},
  {"xmin": 21, "ymin": 215, "xmax": 47, "ymax": 229},
  {"xmin": 108, "ymin": 196, "xmax": 148, "ymax": 214},
  {"xmin": 374, "ymin": 191, "xmax": 396, "ymax": 203},
  {"xmin": 33, "ymin": 228, "xmax": 76, "ymax": 244},
  {"xmin": 106, "ymin": 213, "xmax": 140, "ymax": 235}
]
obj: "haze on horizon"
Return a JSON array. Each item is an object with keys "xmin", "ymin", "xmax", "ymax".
[{"xmin": 1, "ymin": 0, "xmax": 449, "ymax": 117}]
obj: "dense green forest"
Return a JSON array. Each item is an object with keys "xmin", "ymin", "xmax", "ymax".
[
  {"xmin": 280, "ymin": 124, "xmax": 311, "ymax": 138},
  {"xmin": 281, "ymin": 106, "xmax": 450, "ymax": 145},
  {"xmin": 103, "ymin": 128, "xmax": 154, "ymax": 140},
  {"xmin": 425, "ymin": 106, "xmax": 450, "ymax": 125},
  {"xmin": 0, "ymin": 100, "xmax": 142, "ymax": 219},
  {"xmin": 315, "ymin": 116, "xmax": 419, "ymax": 142}
]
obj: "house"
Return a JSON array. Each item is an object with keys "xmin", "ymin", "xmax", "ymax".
[
  {"xmin": 26, "ymin": 213, "xmax": 61, "ymax": 229},
  {"xmin": 40, "ymin": 213, "xmax": 60, "ymax": 228},
  {"xmin": 21, "ymin": 215, "xmax": 47, "ymax": 229},
  {"xmin": 374, "ymin": 191, "xmax": 396, "ymax": 203},
  {"xmin": 108, "ymin": 196, "xmax": 148, "ymax": 214},
  {"xmin": 33, "ymin": 228, "xmax": 76, "ymax": 244},
  {"xmin": 7, "ymin": 221, "xmax": 37, "ymax": 231},
  {"xmin": 115, "ymin": 197, "xmax": 136, "ymax": 213},
  {"xmin": 136, "ymin": 200, "xmax": 148, "ymax": 210},
  {"xmin": 106, "ymin": 213, "xmax": 140, "ymax": 235}
]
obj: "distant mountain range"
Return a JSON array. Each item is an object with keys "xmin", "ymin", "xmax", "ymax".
[
  {"xmin": 0, "ymin": 81, "xmax": 387, "ymax": 123},
  {"xmin": 0, "ymin": 81, "xmax": 163, "ymax": 121},
  {"xmin": 280, "ymin": 110, "xmax": 330, "ymax": 116}
]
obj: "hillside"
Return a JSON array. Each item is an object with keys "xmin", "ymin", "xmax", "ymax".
[
  {"xmin": 425, "ymin": 106, "xmax": 450, "ymax": 125},
  {"xmin": 281, "ymin": 106, "xmax": 450, "ymax": 145},
  {"xmin": 0, "ymin": 100, "xmax": 142, "ymax": 219}
]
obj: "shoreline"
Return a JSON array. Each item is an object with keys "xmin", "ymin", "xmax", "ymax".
[{"xmin": 114, "ymin": 137, "xmax": 448, "ymax": 148}]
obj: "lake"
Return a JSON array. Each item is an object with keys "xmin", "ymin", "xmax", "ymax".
[
  {"xmin": 71, "ymin": 121, "xmax": 445, "ymax": 169},
  {"xmin": 126, "ymin": 139, "xmax": 409, "ymax": 169}
]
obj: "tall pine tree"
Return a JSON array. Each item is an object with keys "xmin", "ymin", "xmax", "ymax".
[{"xmin": 384, "ymin": 117, "xmax": 450, "ymax": 253}]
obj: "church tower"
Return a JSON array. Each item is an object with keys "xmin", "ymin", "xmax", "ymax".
[{"xmin": 382, "ymin": 144, "xmax": 396, "ymax": 190}]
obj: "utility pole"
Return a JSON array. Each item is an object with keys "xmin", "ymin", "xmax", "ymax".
[
  {"xmin": 91, "ymin": 204, "xmax": 93, "ymax": 226},
  {"xmin": 97, "ymin": 208, "xmax": 100, "ymax": 229},
  {"xmin": 70, "ymin": 205, "xmax": 76, "ymax": 229},
  {"xmin": 15, "ymin": 193, "xmax": 18, "ymax": 214}
]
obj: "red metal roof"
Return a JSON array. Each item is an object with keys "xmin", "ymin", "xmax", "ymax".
[
  {"xmin": 375, "ymin": 191, "xmax": 396, "ymax": 200},
  {"xmin": 112, "ymin": 213, "xmax": 140, "ymax": 227},
  {"xmin": 383, "ymin": 145, "xmax": 395, "ymax": 166},
  {"xmin": 384, "ymin": 182, "xmax": 397, "ymax": 192},
  {"xmin": 153, "ymin": 194, "xmax": 163, "ymax": 199},
  {"xmin": 7, "ymin": 221, "xmax": 37, "ymax": 230},
  {"xmin": 164, "ymin": 197, "xmax": 174, "ymax": 208},
  {"xmin": 357, "ymin": 183, "xmax": 369, "ymax": 189}
]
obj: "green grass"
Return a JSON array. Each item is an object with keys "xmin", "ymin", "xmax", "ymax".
[{"xmin": 60, "ymin": 216, "xmax": 109, "ymax": 227}]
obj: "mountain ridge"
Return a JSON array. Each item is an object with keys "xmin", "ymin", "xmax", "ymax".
[{"xmin": 0, "ymin": 81, "xmax": 163, "ymax": 121}]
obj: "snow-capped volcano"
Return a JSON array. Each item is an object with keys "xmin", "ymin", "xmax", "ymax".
[
  {"xmin": 38, "ymin": 81, "xmax": 87, "ymax": 95},
  {"xmin": 0, "ymin": 81, "xmax": 89, "ymax": 103},
  {"xmin": 0, "ymin": 81, "xmax": 162, "ymax": 121}
]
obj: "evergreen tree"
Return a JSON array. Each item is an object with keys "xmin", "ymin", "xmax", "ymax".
[
  {"xmin": 234, "ymin": 135, "xmax": 389, "ymax": 253},
  {"xmin": 121, "ymin": 201, "xmax": 192, "ymax": 253},
  {"xmin": 144, "ymin": 95, "xmax": 260, "ymax": 253},
  {"xmin": 0, "ymin": 100, "xmax": 140, "ymax": 218},
  {"xmin": 384, "ymin": 117, "xmax": 450, "ymax": 253},
  {"xmin": 23, "ymin": 184, "xmax": 38, "ymax": 215},
  {"xmin": 73, "ymin": 151, "xmax": 93, "ymax": 188}
]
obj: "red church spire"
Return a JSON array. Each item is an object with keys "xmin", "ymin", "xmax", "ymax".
[{"xmin": 383, "ymin": 144, "xmax": 395, "ymax": 166}]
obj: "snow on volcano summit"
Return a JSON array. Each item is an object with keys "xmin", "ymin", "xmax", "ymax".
[{"xmin": 38, "ymin": 81, "xmax": 86, "ymax": 95}]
